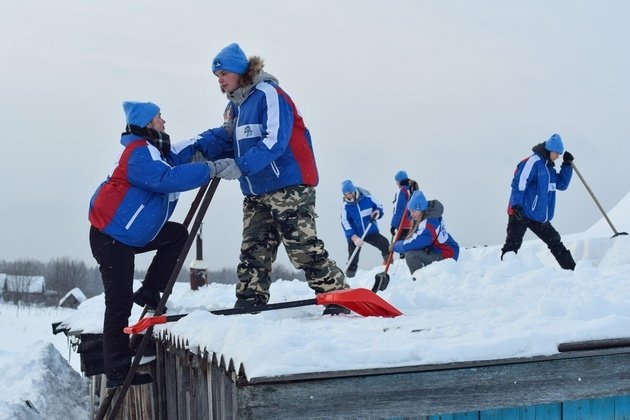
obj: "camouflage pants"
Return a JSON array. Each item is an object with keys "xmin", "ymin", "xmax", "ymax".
[{"xmin": 236, "ymin": 185, "xmax": 348, "ymax": 302}]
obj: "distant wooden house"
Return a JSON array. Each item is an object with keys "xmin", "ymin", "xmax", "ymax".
[
  {"xmin": 59, "ymin": 287, "xmax": 87, "ymax": 309},
  {"xmin": 2, "ymin": 274, "xmax": 47, "ymax": 304}
]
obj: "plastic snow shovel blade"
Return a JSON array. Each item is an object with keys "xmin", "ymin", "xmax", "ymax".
[
  {"xmin": 316, "ymin": 288, "xmax": 402, "ymax": 317},
  {"xmin": 372, "ymin": 272, "xmax": 390, "ymax": 292}
]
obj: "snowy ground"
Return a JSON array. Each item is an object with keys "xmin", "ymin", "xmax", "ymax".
[
  {"xmin": 2, "ymin": 194, "xmax": 629, "ymax": 418},
  {"xmin": 0, "ymin": 304, "xmax": 90, "ymax": 419}
]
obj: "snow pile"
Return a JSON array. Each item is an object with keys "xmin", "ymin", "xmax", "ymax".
[{"xmin": 0, "ymin": 341, "xmax": 90, "ymax": 419}]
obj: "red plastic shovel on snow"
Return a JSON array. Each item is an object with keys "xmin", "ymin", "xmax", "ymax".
[{"xmin": 123, "ymin": 288, "xmax": 403, "ymax": 334}]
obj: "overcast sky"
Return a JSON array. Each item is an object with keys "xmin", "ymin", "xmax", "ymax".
[{"xmin": 2, "ymin": 1, "xmax": 629, "ymax": 272}]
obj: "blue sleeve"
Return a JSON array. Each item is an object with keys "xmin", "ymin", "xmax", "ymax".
[
  {"xmin": 127, "ymin": 147, "xmax": 210, "ymax": 193},
  {"xmin": 400, "ymin": 221, "xmax": 436, "ymax": 252},
  {"xmin": 341, "ymin": 207, "xmax": 356, "ymax": 241},
  {"xmin": 170, "ymin": 127, "xmax": 232, "ymax": 164},
  {"xmin": 555, "ymin": 164, "xmax": 572, "ymax": 191},
  {"xmin": 391, "ymin": 189, "xmax": 407, "ymax": 228}
]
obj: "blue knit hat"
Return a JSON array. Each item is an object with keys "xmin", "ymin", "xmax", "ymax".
[
  {"xmin": 544, "ymin": 134, "xmax": 564, "ymax": 154},
  {"xmin": 394, "ymin": 170, "xmax": 408, "ymax": 183},
  {"xmin": 341, "ymin": 179, "xmax": 357, "ymax": 194},
  {"xmin": 408, "ymin": 190, "xmax": 428, "ymax": 212},
  {"xmin": 123, "ymin": 101, "xmax": 160, "ymax": 127},
  {"xmin": 212, "ymin": 43, "xmax": 249, "ymax": 75}
]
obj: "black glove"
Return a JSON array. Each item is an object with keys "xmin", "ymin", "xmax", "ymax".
[
  {"xmin": 562, "ymin": 151, "xmax": 574, "ymax": 165},
  {"xmin": 511, "ymin": 206, "xmax": 524, "ymax": 221},
  {"xmin": 390, "ymin": 227, "xmax": 396, "ymax": 236}
]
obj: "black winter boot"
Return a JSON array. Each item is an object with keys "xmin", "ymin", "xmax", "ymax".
[{"xmin": 133, "ymin": 286, "xmax": 161, "ymax": 311}]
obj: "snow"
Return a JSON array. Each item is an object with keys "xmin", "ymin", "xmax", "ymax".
[
  {"xmin": 0, "ymin": 305, "xmax": 90, "ymax": 419},
  {"xmin": 1, "ymin": 193, "xmax": 629, "ymax": 418}
]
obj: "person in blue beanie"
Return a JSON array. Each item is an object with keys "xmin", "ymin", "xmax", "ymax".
[
  {"xmin": 392, "ymin": 190, "xmax": 459, "ymax": 275},
  {"xmin": 500, "ymin": 134, "xmax": 576, "ymax": 270},
  {"xmin": 340, "ymin": 180, "xmax": 390, "ymax": 277},
  {"xmin": 390, "ymin": 170, "xmax": 418, "ymax": 257},
  {"xmin": 88, "ymin": 101, "xmax": 231, "ymax": 388},
  {"xmin": 206, "ymin": 43, "xmax": 350, "ymax": 315}
]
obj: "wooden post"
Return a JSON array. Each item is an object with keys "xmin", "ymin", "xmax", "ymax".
[{"xmin": 189, "ymin": 224, "xmax": 208, "ymax": 290}]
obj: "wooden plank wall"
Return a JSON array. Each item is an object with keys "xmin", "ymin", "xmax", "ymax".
[{"xmin": 111, "ymin": 340, "xmax": 630, "ymax": 419}]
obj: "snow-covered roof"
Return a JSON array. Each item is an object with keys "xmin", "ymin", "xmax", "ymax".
[
  {"xmin": 58, "ymin": 287, "xmax": 87, "ymax": 306},
  {"xmin": 3, "ymin": 275, "xmax": 46, "ymax": 293},
  {"xmin": 54, "ymin": 193, "xmax": 630, "ymax": 380}
]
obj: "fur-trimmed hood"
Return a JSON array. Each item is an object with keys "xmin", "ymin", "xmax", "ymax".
[{"xmin": 226, "ymin": 56, "xmax": 279, "ymax": 105}]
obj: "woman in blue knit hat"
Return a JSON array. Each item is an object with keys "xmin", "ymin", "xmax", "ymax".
[
  {"xmin": 500, "ymin": 134, "xmax": 576, "ymax": 270},
  {"xmin": 340, "ymin": 180, "xmax": 390, "ymax": 277},
  {"xmin": 88, "ymin": 101, "xmax": 231, "ymax": 388},
  {"xmin": 392, "ymin": 190, "xmax": 459, "ymax": 275},
  {"xmin": 390, "ymin": 170, "xmax": 418, "ymax": 256},
  {"xmin": 206, "ymin": 43, "xmax": 350, "ymax": 315}
]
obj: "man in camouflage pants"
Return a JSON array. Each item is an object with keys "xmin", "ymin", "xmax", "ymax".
[
  {"xmin": 236, "ymin": 186, "xmax": 348, "ymax": 308},
  {"xmin": 205, "ymin": 43, "xmax": 350, "ymax": 315}
]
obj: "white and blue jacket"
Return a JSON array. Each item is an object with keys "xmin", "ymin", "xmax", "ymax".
[
  {"xmin": 340, "ymin": 188, "xmax": 384, "ymax": 241},
  {"xmin": 509, "ymin": 144, "xmax": 572, "ymax": 223},
  {"xmin": 224, "ymin": 73, "xmax": 319, "ymax": 196}
]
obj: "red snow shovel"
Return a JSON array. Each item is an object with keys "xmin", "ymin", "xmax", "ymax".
[
  {"xmin": 124, "ymin": 288, "xmax": 402, "ymax": 334},
  {"xmin": 373, "ymin": 206, "xmax": 410, "ymax": 292}
]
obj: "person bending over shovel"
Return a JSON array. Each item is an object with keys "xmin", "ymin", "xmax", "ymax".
[
  {"xmin": 392, "ymin": 190, "xmax": 460, "ymax": 276},
  {"xmin": 340, "ymin": 179, "xmax": 390, "ymax": 278}
]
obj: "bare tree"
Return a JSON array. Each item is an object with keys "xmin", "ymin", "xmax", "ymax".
[{"xmin": 46, "ymin": 257, "xmax": 88, "ymax": 297}]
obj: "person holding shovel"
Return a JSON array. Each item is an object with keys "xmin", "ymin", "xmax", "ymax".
[
  {"xmin": 392, "ymin": 190, "xmax": 460, "ymax": 275},
  {"xmin": 500, "ymin": 133, "xmax": 576, "ymax": 270},
  {"xmin": 340, "ymin": 180, "xmax": 390, "ymax": 278},
  {"xmin": 206, "ymin": 43, "xmax": 350, "ymax": 315},
  {"xmin": 390, "ymin": 170, "xmax": 418, "ymax": 258}
]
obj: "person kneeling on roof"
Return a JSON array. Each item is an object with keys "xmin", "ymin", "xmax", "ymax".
[{"xmin": 392, "ymin": 190, "xmax": 459, "ymax": 275}]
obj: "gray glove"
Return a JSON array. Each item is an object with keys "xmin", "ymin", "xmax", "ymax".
[
  {"xmin": 215, "ymin": 158, "xmax": 242, "ymax": 180},
  {"xmin": 206, "ymin": 160, "xmax": 230, "ymax": 178}
]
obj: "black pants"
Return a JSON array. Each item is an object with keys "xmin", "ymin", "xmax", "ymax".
[
  {"xmin": 89, "ymin": 222, "xmax": 188, "ymax": 380},
  {"xmin": 501, "ymin": 215, "xmax": 575, "ymax": 270},
  {"xmin": 346, "ymin": 232, "xmax": 391, "ymax": 272}
]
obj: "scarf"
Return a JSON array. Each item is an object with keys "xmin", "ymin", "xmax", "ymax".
[{"xmin": 124, "ymin": 124, "xmax": 171, "ymax": 157}]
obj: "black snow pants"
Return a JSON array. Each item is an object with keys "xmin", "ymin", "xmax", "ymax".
[
  {"xmin": 501, "ymin": 215, "xmax": 575, "ymax": 270},
  {"xmin": 89, "ymin": 222, "xmax": 188, "ymax": 380},
  {"xmin": 346, "ymin": 232, "xmax": 391, "ymax": 273}
]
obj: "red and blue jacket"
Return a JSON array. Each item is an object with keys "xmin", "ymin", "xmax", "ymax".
[
  {"xmin": 391, "ymin": 184, "xmax": 413, "ymax": 231},
  {"xmin": 89, "ymin": 129, "xmax": 229, "ymax": 247},
  {"xmin": 393, "ymin": 200, "xmax": 459, "ymax": 260},
  {"xmin": 226, "ymin": 79, "xmax": 318, "ymax": 196}
]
